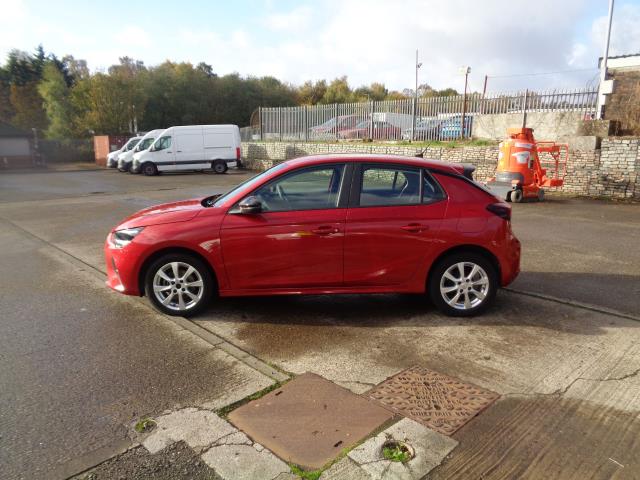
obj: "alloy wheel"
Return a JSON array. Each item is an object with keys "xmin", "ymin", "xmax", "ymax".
[
  {"xmin": 439, "ymin": 262, "xmax": 490, "ymax": 311},
  {"xmin": 152, "ymin": 262, "xmax": 204, "ymax": 311}
]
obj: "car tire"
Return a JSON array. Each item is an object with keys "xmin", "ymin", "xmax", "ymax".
[
  {"xmin": 145, "ymin": 253, "xmax": 214, "ymax": 317},
  {"xmin": 428, "ymin": 253, "xmax": 498, "ymax": 317},
  {"xmin": 212, "ymin": 160, "xmax": 228, "ymax": 174},
  {"xmin": 511, "ymin": 189, "xmax": 523, "ymax": 203},
  {"xmin": 142, "ymin": 162, "xmax": 158, "ymax": 176}
]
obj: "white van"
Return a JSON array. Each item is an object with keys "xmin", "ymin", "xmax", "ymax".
[
  {"xmin": 133, "ymin": 125, "xmax": 241, "ymax": 176},
  {"xmin": 126, "ymin": 129, "xmax": 165, "ymax": 173},
  {"xmin": 107, "ymin": 136, "xmax": 139, "ymax": 168},
  {"xmin": 116, "ymin": 136, "xmax": 143, "ymax": 171}
]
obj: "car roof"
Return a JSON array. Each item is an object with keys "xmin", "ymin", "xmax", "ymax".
[{"xmin": 284, "ymin": 153, "xmax": 463, "ymax": 173}]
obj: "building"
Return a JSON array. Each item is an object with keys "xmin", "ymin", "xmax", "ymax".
[
  {"xmin": 599, "ymin": 53, "xmax": 640, "ymax": 135},
  {"xmin": 0, "ymin": 122, "xmax": 35, "ymax": 168}
]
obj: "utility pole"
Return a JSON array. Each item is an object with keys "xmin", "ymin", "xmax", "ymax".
[
  {"xmin": 411, "ymin": 49, "xmax": 422, "ymax": 142},
  {"xmin": 459, "ymin": 66, "xmax": 471, "ymax": 139},
  {"xmin": 597, "ymin": 0, "xmax": 615, "ymax": 119}
]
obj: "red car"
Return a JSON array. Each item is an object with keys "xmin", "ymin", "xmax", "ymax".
[
  {"xmin": 338, "ymin": 120, "xmax": 401, "ymax": 140},
  {"xmin": 105, "ymin": 155, "xmax": 520, "ymax": 317}
]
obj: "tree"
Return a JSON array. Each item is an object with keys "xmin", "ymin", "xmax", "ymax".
[
  {"xmin": 38, "ymin": 63, "xmax": 75, "ymax": 138},
  {"xmin": 9, "ymin": 82, "xmax": 47, "ymax": 130},
  {"xmin": 297, "ymin": 80, "xmax": 327, "ymax": 105},
  {"xmin": 322, "ymin": 76, "xmax": 352, "ymax": 104}
]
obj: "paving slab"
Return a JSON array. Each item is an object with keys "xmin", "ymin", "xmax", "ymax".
[
  {"xmin": 201, "ymin": 443, "xmax": 290, "ymax": 480},
  {"xmin": 348, "ymin": 418, "xmax": 458, "ymax": 480},
  {"xmin": 228, "ymin": 372, "xmax": 395, "ymax": 470},
  {"xmin": 367, "ymin": 366, "xmax": 499, "ymax": 435},
  {"xmin": 321, "ymin": 457, "xmax": 371, "ymax": 480},
  {"xmin": 142, "ymin": 408, "xmax": 237, "ymax": 454}
]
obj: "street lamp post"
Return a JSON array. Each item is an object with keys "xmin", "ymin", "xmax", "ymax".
[
  {"xmin": 459, "ymin": 66, "xmax": 471, "ymax": 139},
  {"xmin": 597, "ymin": 0, "xmax": 615, "ymax": 119},
  {"xmin": 411, "ymin": 49, "xmax": 422, "ymax": 142}
]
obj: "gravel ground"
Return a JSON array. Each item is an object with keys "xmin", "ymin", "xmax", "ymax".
[{"xmin": 76, "ymin": 442, "xmax": 221, "ymax": 480}]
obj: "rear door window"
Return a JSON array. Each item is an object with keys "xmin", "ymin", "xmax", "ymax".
[{"xmin": 359, "ymin": 165, "xmax": 421, "ymax": 206}]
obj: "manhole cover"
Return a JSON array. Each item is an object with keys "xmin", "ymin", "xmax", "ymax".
[
  {"xmin": 228, "ymin": 373, "xmax": 394, "ymax": 470},
  {"xmin": 367, "ymin": 366, "xmax": 499, "ymax": 435}
]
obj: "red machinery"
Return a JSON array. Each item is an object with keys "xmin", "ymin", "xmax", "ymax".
[{"xmin": 487, "ymin": 127, "xmax": 567, "ymax": 202}]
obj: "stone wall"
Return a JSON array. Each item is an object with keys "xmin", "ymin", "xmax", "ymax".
[
  {"xmin": 472, "ymin": 111, "xmax": 586, "ymax": 141},
  {"xmin": 605, "ymin": 70, "xmax": 640, "ymax": 136},
  {"xmin": 241, "ymin": 140, "xmax": 640, "ymax": 200}
]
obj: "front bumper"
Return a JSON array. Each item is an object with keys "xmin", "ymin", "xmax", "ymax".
[{"xmin": 104, "ymin": 236, "xmax": 145, "ymax": 296}]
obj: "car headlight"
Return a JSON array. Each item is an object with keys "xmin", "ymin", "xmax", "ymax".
[{"xmin": 111, "ymin": 227, "xmax": 144, "ymax": 248}]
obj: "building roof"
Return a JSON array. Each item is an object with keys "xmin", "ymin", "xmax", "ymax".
[
  {"xmin": 0, "ymin": 122, "xmax": 31, "ymax": 138},
  {"xmin": 598, "ymin": 53, "xmax": 640, "ymax": 70}
]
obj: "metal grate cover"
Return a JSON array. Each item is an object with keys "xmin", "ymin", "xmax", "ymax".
[{"xmin": 367, "ymin": 366, "xmax": 499, "ymax": 435}]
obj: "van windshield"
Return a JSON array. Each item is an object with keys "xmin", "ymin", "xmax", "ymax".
[{"xmin": 137, "ymin": 137, "xmax": 155, "ymax": 151}]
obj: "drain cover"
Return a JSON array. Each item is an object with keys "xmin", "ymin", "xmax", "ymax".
[
  {"xmin": 228, "ymin": 373, "xmax": 394, "ymax": 470},
  {"xmin": 367, "ymin": 366, "xmax": 499, "ymax": 435}
]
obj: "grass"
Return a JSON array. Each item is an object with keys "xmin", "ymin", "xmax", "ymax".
[
  {"xmin": 134, "ymin": 418, "xmax": 157, "ymax": 433},
  {"xmin": 289, "ymin": 464, "xmax": 323, "ymax": 480},
  {"xmin": 217, "ymin": 379, "xmax": 289, "ymax": 419},
  {"xmin": 382, "ymin": 442, "xmax": 412, "ymax": 463},
  {"xmin": 248, "ymin": 138, "xmax": 497, "ymax": 148}
]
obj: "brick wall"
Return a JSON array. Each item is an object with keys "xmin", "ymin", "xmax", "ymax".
[{"xmin": 241, "ymin": 140, "xmax": 640, "ymax": 200}]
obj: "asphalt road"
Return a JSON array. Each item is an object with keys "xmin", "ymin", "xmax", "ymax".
[
  {"xmin": 0, "ymin": 168, "xmax": 638, "ymax": 480},
  {"xmin": 0, "ymin": 169, "xmax": 271, "ymax": 480}
]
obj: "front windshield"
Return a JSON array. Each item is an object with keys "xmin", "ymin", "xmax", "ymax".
[
  {"xmin": 125, "ymin": 139, "xmax": 141, "ymax": 151},
  {"xmin": 137, "ymin": 137, "xmax": 155, "ymax": 151},
  {"xmin": 211, "ymin": 162, "xmax": 289, "ymax": 207}
]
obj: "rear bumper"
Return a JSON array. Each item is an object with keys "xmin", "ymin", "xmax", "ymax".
[{"xmin": 496, "ymin": 229, "xmax": 521, "ymax": 286}]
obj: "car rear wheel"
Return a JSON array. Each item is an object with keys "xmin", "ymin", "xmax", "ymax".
[
  {"xmin": 142, "ymin": 162, "xmax": 158, "ymax": 176},
  {"xmin": 212, "ymin": 160, "xmax": 228, "ymax": 174},
  {"xmin": 428, "ymin": 253, "xmax": 497, "ymax": 317},
  {"xmin": 145, "ymin": 254, "xmax": 214, "ymax": 317}
]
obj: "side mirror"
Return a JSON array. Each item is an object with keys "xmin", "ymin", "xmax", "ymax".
[{"xmin": 238, "ymin": 196, "xmax": 262, "ymax": 214}]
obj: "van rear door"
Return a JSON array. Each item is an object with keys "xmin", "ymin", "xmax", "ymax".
[{"xmin": 175, "ymin": 133, "xmax": 205, "ymax": 170}]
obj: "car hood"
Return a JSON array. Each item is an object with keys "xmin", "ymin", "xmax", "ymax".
[{"xmin": 116, "ymin": 198, "xmax": 205, "ymax": 229}]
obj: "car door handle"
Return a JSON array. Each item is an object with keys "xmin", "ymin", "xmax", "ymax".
[
  {"xmin": 401, "ymin": 223, "xmax": 427, "ymax": 233},
  {"xmin": 167, "ymin": 151, "xmax": 172, "ymax": 153},
  {"xmin": 177, "ymin": 150, "xmax": 182, "ymax": 152},
  {"xmin": 311, "ymin": 225, "xmax": 339, "ymax": 235}
]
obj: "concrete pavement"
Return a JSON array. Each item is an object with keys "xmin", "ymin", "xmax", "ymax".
[{"xmin": 0, "ymin": 168, "xmax": 638, "ymax": 479}]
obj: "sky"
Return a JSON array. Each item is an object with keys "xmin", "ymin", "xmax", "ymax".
[{"xmin": 1, "ymin": 0, "xmax": 640, "ymax": 93}]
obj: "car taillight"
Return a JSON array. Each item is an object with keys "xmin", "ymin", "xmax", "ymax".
[
  {"xmin": 486, "ymin": 203, "xmax": 511, "ymax": 221},
  {"xmin": 236, "ymin": 147, "xmax": 241, "ymax": 160}
]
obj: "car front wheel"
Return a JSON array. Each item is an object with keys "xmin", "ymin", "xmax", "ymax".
[
  {"xmin": 428, "ymin": 253, "xmax": 497, "ymax": 317},
  {"xmin": 145, "ymin": 254, "xmax": 214, "ymax": 317}
]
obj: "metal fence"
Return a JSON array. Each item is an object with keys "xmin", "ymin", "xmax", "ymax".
[{"xmin": 242, "ymin": 88, "xmax": 597, "ymax": 143}]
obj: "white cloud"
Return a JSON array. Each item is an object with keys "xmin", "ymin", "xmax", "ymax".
[
  {"xmin": 264, "ymin": 6, "xmax": 312, "ymax": 31},
  {"xmin": 3, "ymin": 0, "xmax": 640, "ymax": 94}
]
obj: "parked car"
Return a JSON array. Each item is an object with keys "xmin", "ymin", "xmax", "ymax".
[
  {"xmin": 128, "ymin": 129, "xmax": 165, "ymax": 173},
  {"xmin": 116, "ymin": 136, "xmax": 143, "ymax": 171},
  {"xmin": 105, "ymin": 154, "xmax": 520, "ymax": 317},
  {"xmin": 338, "ymin": 120, "xmax": 401, "ymax": 140},
  {"xmin": 132, "ymin": 125, "xmax": 241, "ymax": 176},
  {"xmin": 402, "ymin": 118, "xmax": 442, "ymax": 141},
  {"xmin": 107, "ymin": 137, "xmax": 139, "ymax": 168},
  {"xmin": 439, "ymin": 116, "xmax": 473, "ymax": 140},
  {"xmin": 309, "ymin": 115, "xmax": 361, "ymax": 138}
]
